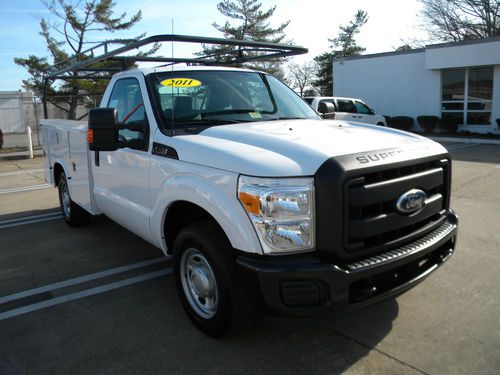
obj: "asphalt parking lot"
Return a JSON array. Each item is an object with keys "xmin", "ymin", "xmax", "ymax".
[{"xmin": 0, "ymin": 142, "xmax": 499, "ymax": 375}]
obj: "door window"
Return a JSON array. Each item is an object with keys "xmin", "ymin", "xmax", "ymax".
[
  {"xmin": 354, "ymin": 101, "xmax": 371, "ymax": 114},
  {"xmin": 336, "ymin": 99, "xmax": 356, "ymax": 113},
  {"xmin": 107, "ymin": 78, "xmax": 146, "ymax": 141}
]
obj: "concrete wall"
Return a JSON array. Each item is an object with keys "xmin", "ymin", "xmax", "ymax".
[{"xmin": 333, "ymin": 51, "xmax": 441, "ymax": 122}]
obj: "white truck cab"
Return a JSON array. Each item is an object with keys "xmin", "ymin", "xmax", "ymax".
[
  {"xmin": 40, "ymin": 35, "xmax": 458, "ymax": 338},
  {"xmin": 305, "ymin": 96, "xmax": 387, "ymax": 126}
]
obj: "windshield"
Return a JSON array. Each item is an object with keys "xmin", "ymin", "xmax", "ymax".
[{"xmin": 148, "ymin": 70, "xmax": 320, "ymax": 134}]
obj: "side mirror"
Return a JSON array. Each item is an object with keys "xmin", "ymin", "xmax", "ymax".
[
  {"xmin": 318, "ymin": 102, "xmax": 336, "ymax": 119},
  {"xmin": 88, "ymin": 108, "xmax": 148, "ymax": 151},
  {"xmin": 88, "ymin": 108, "xmax": 120, "ymax": 151},
  {"xmin": 318, "ymin": 102, "xmax": 335, "ymax": 114}
]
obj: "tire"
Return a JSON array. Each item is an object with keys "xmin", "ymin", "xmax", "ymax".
[
  {"xmin": 377, "ymin": 122, "xmax": 387, "ymax": 127},
  {"xmin": 58, "ymin": 172, "xmax": 89, "ymax": 227},
  {"xmin": 173, "ymin": 220, "xmax": 255, "ymax": 338}
]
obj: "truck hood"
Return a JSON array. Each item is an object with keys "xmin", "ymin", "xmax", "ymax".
[{"xmin": 171, "ymin": 119, "xmax": 446, "ymax": 176}]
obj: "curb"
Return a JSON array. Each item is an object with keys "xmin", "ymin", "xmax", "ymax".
[
  {"xmin": 0, "ymin": 150, "xmax": 44, "ymax": 160},
  {"xmin": 428, "ymin": 136, "xmax": 500, "ymax": 145}
]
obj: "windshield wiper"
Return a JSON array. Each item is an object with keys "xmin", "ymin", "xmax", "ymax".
[
  {"xmin": 176, "ymin": 118, "xmax": 253, "ymax": 127},
  {"xmin": 263, "ymin": 116, "xmax": 306, "ymax": 121}
]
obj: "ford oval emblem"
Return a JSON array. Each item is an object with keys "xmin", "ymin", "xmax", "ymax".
[{"xmin": 396, "ymin": 189, "xmax": 427, "ymax": 215}]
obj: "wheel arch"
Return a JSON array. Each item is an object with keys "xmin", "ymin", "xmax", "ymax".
[
  {"xmin": 150, "ymin": 175, "xmax": 262, "ymax": 256},
  {"xmin": 53, "ymin": 162, "xmax": 66, "ymax": 186},
  {"xmin": 164, "ymin": 201, "xmax": 219, "ymax": 254}
]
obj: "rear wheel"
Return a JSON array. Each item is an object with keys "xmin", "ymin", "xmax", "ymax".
[
  {"xmin": 58, "ymin": 172, "xmax": 89, "ymax": 227},
  {"xmin": 173, "ymin": 220, "xmax": 255, "ymax": 338}
]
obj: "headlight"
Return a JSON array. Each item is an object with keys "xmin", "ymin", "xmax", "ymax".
[{"xmin": 238, "ymin": 176, "xmax": 315, "ymax": 254}]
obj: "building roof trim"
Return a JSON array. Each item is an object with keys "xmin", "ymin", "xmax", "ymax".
[
  {"xmin": 425, "ymin": 34, "xmax": 500, "ymax": 49},
  {"xmin": 333, "ymin": 48, "xmax": 425, "ymax": 62},
  {"xmin": 333, "ymin": 35, "xmax": 500, "ymax": 62}
]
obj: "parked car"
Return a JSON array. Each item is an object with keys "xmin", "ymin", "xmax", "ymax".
[{"xmin": 305, "ymin": 96, "xmax": 387, "ymax": 126}]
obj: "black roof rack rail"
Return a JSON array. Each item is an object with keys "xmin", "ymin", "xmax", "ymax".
[{"xmin": 43, "ymin": 34, "xmax": 308, "ymax": 79}]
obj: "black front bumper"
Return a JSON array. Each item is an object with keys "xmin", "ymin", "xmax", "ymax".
[{"xmin": 237, "ymin": 211, "xmax": 458, "ymax": 317}]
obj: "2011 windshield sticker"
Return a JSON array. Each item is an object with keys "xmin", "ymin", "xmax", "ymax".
[{"xmin": 161, "ymin": 78, "xmax": 202, "ymax": 88}]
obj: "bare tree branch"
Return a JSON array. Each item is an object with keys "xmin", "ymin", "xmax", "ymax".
[{"xmin": 419, "ymin": 0, "xmax": 500, "ymax": 41}]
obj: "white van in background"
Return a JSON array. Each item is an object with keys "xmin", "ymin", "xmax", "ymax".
[{"xmin": 305, "ymin": 96, "xmax": 387, "ymax": 126}]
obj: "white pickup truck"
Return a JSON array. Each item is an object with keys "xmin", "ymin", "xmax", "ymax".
[
  {"xmin": 41, "ymin": 64, "xmax": 458, "ymax": 337},
  {"xmin": 305, "ymin": 96, "xmax": 388, "ymax": 126}
]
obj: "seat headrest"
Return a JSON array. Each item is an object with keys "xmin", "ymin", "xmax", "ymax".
[{"xmin": 174, "ymin": 96, "xmax": 192, "ymax": 112}]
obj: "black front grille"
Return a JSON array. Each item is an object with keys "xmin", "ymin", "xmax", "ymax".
[{"xmin": 344, "ymin": 158, "xmax": 450, "ymax": 253}]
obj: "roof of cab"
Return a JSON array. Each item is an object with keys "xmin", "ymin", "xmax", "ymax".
[
  {"xmin": 304, "ymin": 96, "xmax": 364, "ymax": 102},
  {"xmin": 115, "ymin": 65, "xmax": 261, "ymax": 78}
]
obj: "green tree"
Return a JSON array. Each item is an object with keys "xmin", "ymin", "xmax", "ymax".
[
  {"xmin": 329, "ymin": 10, "xmax": 368, "ymax": 57},
  {"xmin": 419, "ymin": 0, "xmax": 500, "ymax": 42},
  {"xmin": 200, "ymin": 0, "xmax": 290, "ymax": 76},
  {"xmin": 15, "ymin": 0, "xmax": 143, "ymax": 119},
  {"xmin": 312, "ymin": 52, "xmax": 334, "ymax": 96},
  {"xmin": 313, "ymin": 10, "xmax": 368, "ymax": 96}
]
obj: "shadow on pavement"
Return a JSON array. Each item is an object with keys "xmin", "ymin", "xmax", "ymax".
[
  {"xmin": 448, "ymin": 144, "xmax": 500, "ymax": 164},
  {"xmin": 0, "ymin": 207, "xmax": 60, "ymax": 222}
]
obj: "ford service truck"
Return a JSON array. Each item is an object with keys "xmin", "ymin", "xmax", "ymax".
[{"xmin": 41, "ymin": 35, "xmax": 458, "ymax": 337}]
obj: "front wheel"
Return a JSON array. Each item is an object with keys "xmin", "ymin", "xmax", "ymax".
[
  {"xmin": 58, "ymin": 172, "xmax": 89, "ymax": 227},
  {"xmin": 173, "ymin": 220, "xmax": 255, "ymax": 338}
]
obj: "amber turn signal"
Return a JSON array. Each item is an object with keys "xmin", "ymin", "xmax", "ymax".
[
  {"xmin": 238, "ymin": 191, "xmax": 260, "ymax": 215},
  {"xmin": 87, "ymin": 129, "xmax": 94, "ymax": 143}
]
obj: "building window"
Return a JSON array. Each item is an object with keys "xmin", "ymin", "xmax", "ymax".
[{"xmin": 441, "ymin": 67, "xmax": 493, "ymax": 126}]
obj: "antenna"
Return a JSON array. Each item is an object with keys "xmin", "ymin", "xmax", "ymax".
[
  {"xmin": 171, "ymin": 19, "xmax": 174, "ymax": 61},
  {"xmin": 171, "ymin": 19, "xmax": 175, "ymax": 135}
]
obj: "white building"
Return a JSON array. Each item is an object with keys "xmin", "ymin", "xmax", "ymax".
[{"xmin": 333, "ymin": 36, "xmax": 500, "ymax": 134}]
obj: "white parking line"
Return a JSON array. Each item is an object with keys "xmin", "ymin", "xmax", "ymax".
[
  {"xmin": 0, "ymin": 169, "xmax": 44, "ymax": 177},
  {"xmin": 0, "ymin": 257, "xmax": 168, "ymax": 304},
  {"xmin": 0, "ymin": 183, "xmax": 51, "ymax": 195},
  {"xmin": 445, "ymin": 143, "xmax": 467, "ymax": 148},
  {"xmin": 0, "ymin": 269, "xmax": 171, "ymax": 321},
  {"xmin": 0, "ymin": 212, "xmax": 62, "ymax": 230}
]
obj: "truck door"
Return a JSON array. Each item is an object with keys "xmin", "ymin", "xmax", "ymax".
[
  {"xmin": 353, "ymin": 100, "xmax": 375, "ymax": 124},
  {"xmin": 92, "ymin": 77, "xmax": 153, "ymax": 243}
]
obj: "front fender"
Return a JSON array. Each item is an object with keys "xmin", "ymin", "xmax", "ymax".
[{"xmin": 150, "ymin": 174, "xmax": 262, "ymax": 256}]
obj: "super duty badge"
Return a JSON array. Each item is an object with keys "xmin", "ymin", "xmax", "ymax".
[{"xmin": 356, "ymin": 150, "xmax": 405, "ymax": 164}]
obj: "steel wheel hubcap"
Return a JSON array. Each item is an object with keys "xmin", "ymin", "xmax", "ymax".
[{"xmin": 180, "ymin": 248, "xmax": 218, "ymax": 319}]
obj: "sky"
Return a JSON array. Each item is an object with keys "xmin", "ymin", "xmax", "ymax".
[{"xmin": 0, "ymin": 0, "xmax": 429, "ymax": 91}]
